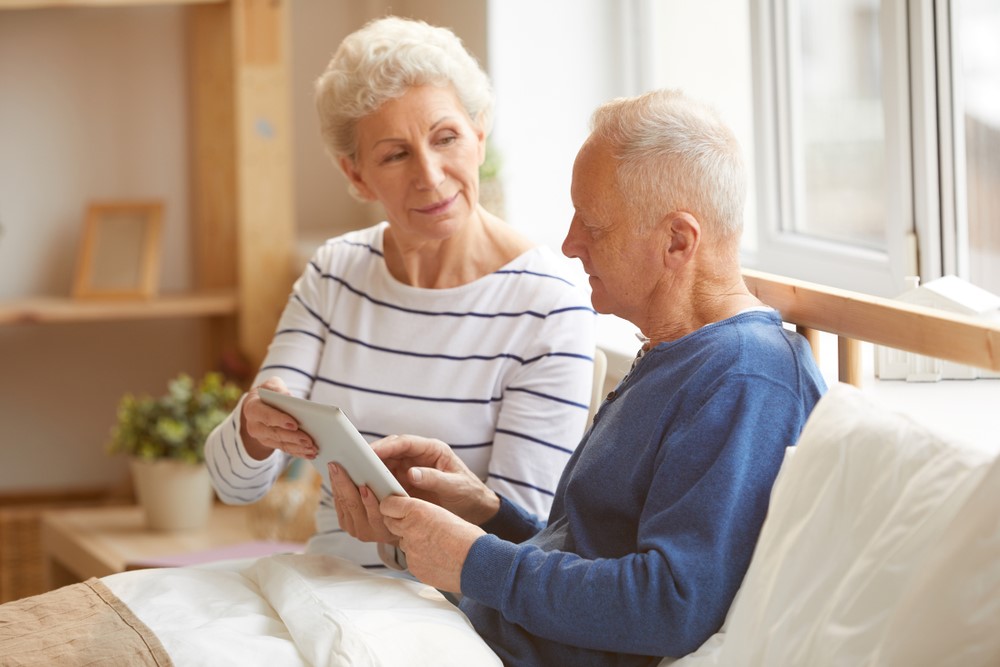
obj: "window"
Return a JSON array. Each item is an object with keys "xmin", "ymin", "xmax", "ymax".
[
  {"xmin": 750, "ymin": 0, "xmax": 916, "ymax": 296},
  {"xmin": 486, "ymin": 0, "xmax": 999, "ymax": 364},
  {"xmin": 751, "ymin": 0, "xmax": 1000, "ymax": 298},
  {"xmin": 949, "ymin": 0, "xmax": 1000, "ymax": 296}
]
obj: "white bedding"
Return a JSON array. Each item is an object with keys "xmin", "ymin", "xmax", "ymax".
[
  {"xmin": 104, "ymin": 554, "xmax": 501, "ymax": 667},
  {"xmin": 672, "ymin": 383, "xmax": 1000, "ymax": 666},
  {"xmin": 102, "ymin": 384, "xmax": 1000, "ymax": 666}
]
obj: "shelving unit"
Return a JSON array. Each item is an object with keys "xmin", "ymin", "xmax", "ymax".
[
  {"xmin": 0, "ymin": 291, "xmax": 237, "ymax": 326},
  {"xmin": 0, "ymin": 0, "xmax": 218, "ymax": 7},
  {"xmin": 0, "ymin": 0, "xmax": 296, "ymax": 369}
]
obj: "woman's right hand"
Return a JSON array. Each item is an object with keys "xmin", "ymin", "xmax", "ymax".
[{"xmin": 240, "ymin": 377, "xmax": 318, "ymax": 461}]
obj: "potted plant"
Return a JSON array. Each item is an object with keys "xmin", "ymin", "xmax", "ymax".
[{"xmin": 107, "ymin": 372, "xmax": 242, "ymax": 531}]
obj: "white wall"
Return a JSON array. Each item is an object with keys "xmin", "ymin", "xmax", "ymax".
[
  {"xmin": 647, "ymin": 0, "xmax": 758, "ymax": 254},
  {"xmin": 0, "ymin": 2, "xmax": 490, "ymax": 493},
  {"xmin": 289, "ymin": 0, "xmax": 375, "ymax": 246},
  {"xmin": 0, "ymin": 6, "xmax": 192, "ymax": 299},
  {"xmin": 1, "ymin": 1, "xmax": 694, "ymax": 492},
  {"xmin": 486, "ymin": 0, "xmax": 642, "ymax": 376},
  {"xmin": 487, "ymin": 0, "xmax": 626, "ymax": 269},
  {"xmin": 0, "ymin": 7, "xmax": 206, "ymax": 493}
]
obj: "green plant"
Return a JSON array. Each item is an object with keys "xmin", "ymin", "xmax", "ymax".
[{"xmin": 107, "ymin": 372, "xmax": 243, "ymax": 464}]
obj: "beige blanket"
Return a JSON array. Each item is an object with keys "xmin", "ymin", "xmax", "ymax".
[{"xmin": 0, "ymin": 577, "xmax": 172, "ymax": 666}]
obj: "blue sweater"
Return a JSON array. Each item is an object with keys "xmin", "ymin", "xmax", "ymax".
[{"xmin": 459, "ymin": 310, "xmax": 827, "ymax": 666}]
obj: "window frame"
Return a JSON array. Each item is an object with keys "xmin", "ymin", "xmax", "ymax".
[{"xmin": 749, "ymin": 0, "xmax": 922, "ymax": 297}]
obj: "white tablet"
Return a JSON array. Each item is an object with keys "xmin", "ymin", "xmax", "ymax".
[{"xmin": 257, "ymin": 389, "xmax": 408, "ymax": 501}]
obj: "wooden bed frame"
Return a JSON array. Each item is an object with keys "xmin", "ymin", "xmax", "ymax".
[{"xmin": 743, "ymin": 269, "xmax": 1000, "ymax": 386}]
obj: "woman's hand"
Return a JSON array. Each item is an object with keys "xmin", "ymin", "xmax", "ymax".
[
  {"xmin": 240, "ymin": 377, "xmax": 318, "ymax": 461},
  {"xmin": 328, "ymin": 462, "xmax": 398, "ymax": 545},
  {"xmin": 373, "ymin": 435, "xmax": 501, "ymax": 526}
]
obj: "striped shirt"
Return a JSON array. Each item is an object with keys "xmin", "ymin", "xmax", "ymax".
[{"xmin": 206, "ymin": 223, "xmax": 597, "ymax": 567}]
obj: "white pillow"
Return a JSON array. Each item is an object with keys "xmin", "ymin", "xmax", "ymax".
[
  {"xmin": 681, "ymin": 383, "xmax": 999, "ymax": 666},
  {"xmin": 875, "ymin": 449, "xmax": 1000, "ymax": 665}
]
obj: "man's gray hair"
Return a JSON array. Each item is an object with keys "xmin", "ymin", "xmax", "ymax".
[
  {"xmin": 314, "ymin": 15, "xmax": 494, "ymax": 191},
  {"xmin": 590, "ymin": 89, "xmax": 746, "ymax": 238}
]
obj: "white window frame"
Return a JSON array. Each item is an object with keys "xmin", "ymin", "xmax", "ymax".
[{"xmin": 749, "ymin": 0, "xmax": 921, "ymax": 296}]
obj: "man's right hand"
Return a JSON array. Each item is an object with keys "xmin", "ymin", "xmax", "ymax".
[{"xmin": 373, "ymin": 434, "xmax": 501, "ymax": 526}]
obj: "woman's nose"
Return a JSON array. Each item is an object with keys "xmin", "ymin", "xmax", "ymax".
[{"xmin": 414, "ymin": 151, "xmax": 445, "ymax": 190}]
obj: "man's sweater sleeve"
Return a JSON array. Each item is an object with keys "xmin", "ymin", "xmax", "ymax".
[
  {"xmin": 479, "ymin": 495, "xmax": 546, "ymax": 544},
  {"xmin": 460, "ymin": 376, "xmax": 805, "ymax": 658}
]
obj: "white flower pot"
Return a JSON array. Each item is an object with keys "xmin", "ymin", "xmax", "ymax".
[{"xmin": 130, "ymin": 458, "xmax": 216, "ymax": 531}]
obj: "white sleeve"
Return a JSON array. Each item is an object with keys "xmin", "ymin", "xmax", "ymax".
[
  {"xmin": 205, "ymin": 394, "xmax": 289, "ymax": 504},
  {"xmin": 206, "ymin": 253, "xmax": 333, "ymax": 503}
]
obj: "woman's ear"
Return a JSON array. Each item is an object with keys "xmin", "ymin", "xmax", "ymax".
[
  {"xmin": 473, "ymin": 115, "xmax": 488, "ymax": 166},
  {"xmin": 663, "ymin": 211, "xmax": 701, "ymax": 267},
  {"xmin": 338, "ymin": 156, "xmax": 377, "ymax": 201}
]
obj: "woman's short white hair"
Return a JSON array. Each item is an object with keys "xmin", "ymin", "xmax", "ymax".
[
  {"xmin": 315, "ymin": 15, "xmax": 494, "ymax": 165},
  {"xmin": 590, "ymin": 89, "xmax": 746, "ymax": 239}
]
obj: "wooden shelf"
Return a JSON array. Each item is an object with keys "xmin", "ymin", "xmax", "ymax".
[
  {"xmin": 40, "ymin": 504, "xmax": 259, "ymax": 584},
  {"xmin": 0, "ymin": 290, "xmax": 237, "ymax": 325},
  {"xmin": 0, "ymin": 0, "xmax": 223, "ymax": 9},
  {"xmin": 1, "ymin": 0, "xmax": 294, "ymax": 365}
]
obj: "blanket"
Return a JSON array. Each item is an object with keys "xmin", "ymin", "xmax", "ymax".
[
  {"xmin": 0, "ymin": 577, "xmax": 172, "ymax": 666},
  {"xmin": 103, "ymin": 553, "xmax": 501, "ymax": 667}
]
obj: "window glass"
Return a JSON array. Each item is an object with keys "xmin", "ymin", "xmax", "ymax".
[
  {"xmin": 789, "ymin": 0, "xmax": 887, "ymax": 250},
  {"xmin": 954, "ymin": 0, "xmax": 1000, "ymax": 295}
]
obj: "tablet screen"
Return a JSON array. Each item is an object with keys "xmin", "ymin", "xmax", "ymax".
[{"xmin": 257, "ymin": 389, "xmax": 408, "ymax": 501}]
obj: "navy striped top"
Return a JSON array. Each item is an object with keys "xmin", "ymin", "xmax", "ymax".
[{"xmin": 206, "ymin": 223, "xmax": 597, "ymax": 567}]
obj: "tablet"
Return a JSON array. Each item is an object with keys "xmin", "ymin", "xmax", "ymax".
[{"xmin": 257, "ymin": 389, "xmax": 408, "ymax": 501}]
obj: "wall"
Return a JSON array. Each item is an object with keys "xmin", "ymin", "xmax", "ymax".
[
  {"xmin": 0, "ymin": 1, "xmax": 490, "ymax": 493},
  {"xmin": 0, "ymin": 7, "xmax": 207, "ymax": 493},
  {"xmin": 487, "ymin": 0, "xmax": 626, "ymax": 271},
  {"xmin": 487, "ymin": 0, "xmax": 637, "ymax": 380},
  {"xmin": 0, "ymin": 1, "xmax": 628, "ymax": 492}
]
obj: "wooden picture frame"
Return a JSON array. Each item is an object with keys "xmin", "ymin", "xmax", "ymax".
[{"xmin": 72, "ymin": 200, "xmax": 163, "ymax": 300}]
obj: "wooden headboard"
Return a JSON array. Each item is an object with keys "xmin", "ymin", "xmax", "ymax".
[{"xmin": 743, "ymin": 269, "xmax": 1000, "ymax": 386}]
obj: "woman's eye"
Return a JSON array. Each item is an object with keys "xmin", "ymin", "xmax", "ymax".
[
  {"xmin": 436, "ymin": 134, "xmax": 458, "ymax": 146},
  {"xmin": 382, "ymin": 151, "xmax": 407, "ymax": 164}
]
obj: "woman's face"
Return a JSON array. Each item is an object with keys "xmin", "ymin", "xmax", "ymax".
[{"xmin": 341, "ymin": 85, "xmax": 486, "ymax": 242}]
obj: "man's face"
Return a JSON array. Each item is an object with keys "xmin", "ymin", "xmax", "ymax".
[{"xmin": 562, "ymin": 138, "xmax": 664, "ymax": 325}]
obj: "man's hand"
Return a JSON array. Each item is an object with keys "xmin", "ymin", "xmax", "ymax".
[
  {"xmin": 381, "ymin": 496, "xmax": 485, "ymax": 594},
  {"xmin": 373, "ymin": 435, "xmax": 501, "ymax": 525}
]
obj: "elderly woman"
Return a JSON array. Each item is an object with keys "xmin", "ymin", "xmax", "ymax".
[{"xmin": 204, "ymin": 16, "xmax": 596, "ymax": 569}]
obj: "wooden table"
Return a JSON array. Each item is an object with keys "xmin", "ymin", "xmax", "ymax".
[{"xmin": 40, "ymin": 504, "xmax": 259, "ymax": 588}]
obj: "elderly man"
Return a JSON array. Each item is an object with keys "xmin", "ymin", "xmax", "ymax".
[{"xmin": 331, "ymin": 88, "xmax": 827, "ymax": 666}]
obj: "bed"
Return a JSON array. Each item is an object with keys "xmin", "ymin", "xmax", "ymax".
[{"xmin": 3, "ymin": 270, "xmax": 998, "ymax": 666}]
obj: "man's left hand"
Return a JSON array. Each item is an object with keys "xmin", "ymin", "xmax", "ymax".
[{"xmin": 381, "ymin": 496, "xmax": 485, "ymax": 594}]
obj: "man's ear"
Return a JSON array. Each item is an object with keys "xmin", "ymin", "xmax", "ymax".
[
  {"xmin": 663, "ymin": 211, "xmax": 701, "ymax": 267},
  {"xmin": 338, "ymin": 156, "xmax": 377, "ymax": 201}
]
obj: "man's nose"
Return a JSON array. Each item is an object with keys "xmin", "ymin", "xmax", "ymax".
[{"xmin": 562, "ymin": 219, "xmax": 582, "ymax": 259}]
